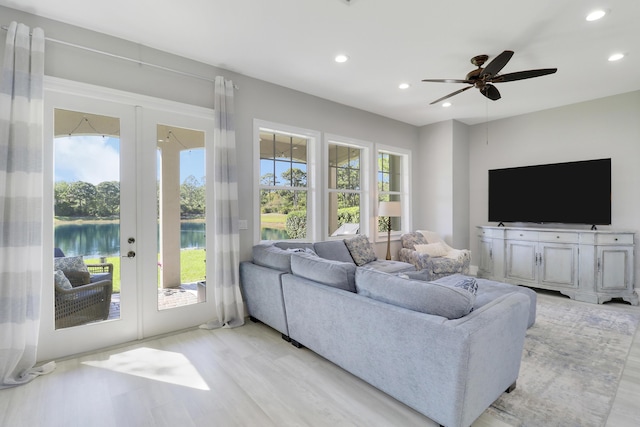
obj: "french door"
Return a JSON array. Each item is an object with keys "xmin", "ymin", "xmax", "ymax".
[{"xmin": 39, "ymin": 79, "xmax": 216, "ymax": 360}]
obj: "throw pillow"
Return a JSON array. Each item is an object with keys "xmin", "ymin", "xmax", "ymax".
[
  {"xmin": 290, "ymin": 252, "xmax": 357, "ymax": 292},
  {"xmin": 454, "ymin": 277, "xmax": 478, "ymax": 295},
  {"xmin": 54, "ymin": 270, "xmax": 73, "ymax": 291},
  {"xmin": 414, "ymin": 242, "xmax": 449, "ymax": 257},
  {"xmin": 53, "ymin": 256, "xmax": 90, "ymax": 286},
  {"xmin": 344, "ymin": 235, "xmax": 377, "ymax": 266},
  {"xmin": 355, "ymin": 268, "xmax": 475, "ymax": 319}
]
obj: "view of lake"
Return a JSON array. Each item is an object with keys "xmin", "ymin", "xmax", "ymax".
[{"xmin": 54, "ymin": 222, "xmax": 206, "ymax": 257}]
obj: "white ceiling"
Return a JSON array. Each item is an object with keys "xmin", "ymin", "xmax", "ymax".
[{"xmin": 2, "ymin": 0, "xmax": 639, "ymax": 126}]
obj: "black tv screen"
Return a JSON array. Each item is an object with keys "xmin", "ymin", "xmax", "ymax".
[{"xmin": 488, "ymin": 158, "xmax": 611, "ymax": 225}]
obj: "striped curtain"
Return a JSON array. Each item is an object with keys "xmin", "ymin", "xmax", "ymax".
[
  {"xmin": 0, "ymin": 22, "xmax": 54, "ymax": 388},
  {"xmin": 200, "ymin": 76, "xmax": 244, "ymax": 329}
]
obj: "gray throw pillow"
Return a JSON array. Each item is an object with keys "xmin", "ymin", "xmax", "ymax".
[
  {"xmin": 344, "ymin": 235, "xmax": 377, "ymax": 266},
  {"xmin": 290, "ymin": 252, "xmax": 357, "ymax": 292},
  {"xmin": 355, "ymin": 268, "xmax": 475, "ymax": 319},
  {"xmin": 53, "ymin": 256, "xmax": 90, "ymax": 286},
  {"xmin": 54, "ymin": 270, "xmax": 73, "ymax": 291}
]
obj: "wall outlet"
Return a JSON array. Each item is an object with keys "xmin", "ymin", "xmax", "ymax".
[{"xmin": 238, "ymin": 219, "xmax": 248, "ymax": 230}]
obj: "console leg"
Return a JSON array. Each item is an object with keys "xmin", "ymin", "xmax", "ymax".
[
  {"xmin": 291, "ymin": 339, "xmax": 304, "ymax": 349},
  {"xmin": 281, "ymin": 334, "xmax": 291, "ymax": 342},
  {"xmin": 506, "ymin": 381, "xmax": 516, "ymax": 393}
]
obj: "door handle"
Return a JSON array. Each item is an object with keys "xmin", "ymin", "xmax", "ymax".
[{"xmin": 122, "ymin": 251, "xmax": 136, "ymax": 258}]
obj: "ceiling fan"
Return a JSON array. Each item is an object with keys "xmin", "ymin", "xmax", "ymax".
[{"xmin": 422, "ymin": 50, "xmax": 557, "ymax": 105}]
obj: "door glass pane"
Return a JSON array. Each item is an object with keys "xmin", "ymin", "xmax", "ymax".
[
  {"xmin": 53, "ymin": 109, "xmax": 121, "ymax": 329},
  {"xmin": 156, "ymin": 125, "xmax": 206, "ymax": 310}
]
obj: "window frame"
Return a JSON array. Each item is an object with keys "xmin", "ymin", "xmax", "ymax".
[
  {"xmin": 375, "ymin": 144, "xmax": 411, "ymax": 242},
  {"xmin": 323, "ymin": 134, "xmax": 371, "ymax": 240},
  {"xmin": 253, "ymin": 119, "xmax": 321, "ymax": 243}
]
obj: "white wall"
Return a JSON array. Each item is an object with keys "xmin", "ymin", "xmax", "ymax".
[
  {"xmin": 415, "ymin": 120, "xmax": 470, "ymax": 250},
  {"xmin": 468, "ymin": 91, "xmax": 640, "ymax": 288},
  {"xmin": 0, "ymin": 6, "xmax": 418, "ymax": 262}
]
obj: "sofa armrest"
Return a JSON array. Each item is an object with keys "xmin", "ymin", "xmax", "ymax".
[
  {"xmin": 398, "ymin": 247, "xmax": 434, "ymax": 271},
  {"xmin": 239, "ymin": 261, "xmax": 290, "ymax": 336}
]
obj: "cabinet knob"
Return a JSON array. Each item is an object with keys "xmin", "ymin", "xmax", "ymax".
[
  {"xmin": 557, "ymin": 236, "xmax": 560, "ymax": 239},
  {"xmin": 615, "ymin": 238, "xmax": 618, "ymax": 241}
]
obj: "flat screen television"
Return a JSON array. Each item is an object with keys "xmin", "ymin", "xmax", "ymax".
[{"xmin": 488, "ymin": 158, "xmax": 611, "ymax": 226}]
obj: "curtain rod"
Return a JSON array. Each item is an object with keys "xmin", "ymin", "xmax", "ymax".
[{"xmin": 1, "ymin": 24, "xmax": 238, "ymax": 89}]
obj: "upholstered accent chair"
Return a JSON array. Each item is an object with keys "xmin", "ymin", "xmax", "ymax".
[{"xmin": 398, "ymin": 230, "xmax": 471, "ymax": 280}]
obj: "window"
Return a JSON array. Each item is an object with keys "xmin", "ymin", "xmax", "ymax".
[
  {"xmin": 377, "ymin": 147, "xmax": 410, "ymax": 238},
  {"xmin": 326, "ymin": 138, "xmax": 369, "ymax": 238},
  {"xmin": 256, "ymin": 121, "xmax": 319, "ymax": 241}
]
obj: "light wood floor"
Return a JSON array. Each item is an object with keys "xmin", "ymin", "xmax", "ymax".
[{"xmin": 1, "ymin": 293, "xmax": 639, "ymax": 427}]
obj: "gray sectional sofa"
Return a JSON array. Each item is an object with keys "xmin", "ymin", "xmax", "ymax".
[{"xmin": 239, "ymin": 238, "xmax": 536, "ymax": 427}]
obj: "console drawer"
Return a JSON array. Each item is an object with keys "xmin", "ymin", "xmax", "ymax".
[
  {"xmin": 538, "ymin": 231, "xmax": 579, "ymax": 244},
  {"xmin": 506, "ymin": 230, "xmax": 538, "ymax": 241},
  {"xmin": 596, "ymin": 234, "xmax": 634, "ymax": 245}
]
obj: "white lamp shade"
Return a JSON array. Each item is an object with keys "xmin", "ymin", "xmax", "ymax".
[{"xmin": 378, "ymin": 201, "xmax": 401, "ymax": 217}]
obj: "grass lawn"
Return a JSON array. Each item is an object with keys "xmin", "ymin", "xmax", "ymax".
[
  {"xmin": 86, "ymin": 248, "xmax": 206, "ymax": 293},
  {"xmin": 261, "ymin": 213, "xmax": 287, "ymax": 229}
]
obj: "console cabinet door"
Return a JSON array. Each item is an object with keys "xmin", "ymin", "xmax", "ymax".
[
  {"xmin": 539, "ymin": 243, "xmax": 578, "ymax": 288},
  {"xmin": 478, "ymin": 238, "xmax": 493, "ymax": 278},
  {"xmin": 597, "ymin": 246, "xmax": 633, "ymax": 291},
  {"xmin": 506, "ymin": 240, "xmax": 537, "ymax": 284}
]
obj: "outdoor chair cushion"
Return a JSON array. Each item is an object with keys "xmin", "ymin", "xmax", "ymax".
[{"xmin": 54, "ymin": 256, "xmax": 91, "ymax": 286}]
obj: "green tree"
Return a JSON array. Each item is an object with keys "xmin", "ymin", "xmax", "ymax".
[
  {"xmin": 180, "ymin": 175, "xmax": 205, "ymax": 217},
  {"xmin": 67, "ymin": 181, "xmax": 97, "ymax": 216},
  {"xmin": 96, "ymin": 181, "xmax": 120, "ymax": 217}
]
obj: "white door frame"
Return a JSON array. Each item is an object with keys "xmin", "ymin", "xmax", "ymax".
[{"xmin": 39, "ymin": 77, "xmax": 216, "ymax": 361}]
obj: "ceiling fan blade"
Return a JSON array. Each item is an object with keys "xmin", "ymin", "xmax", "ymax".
[
  {"xmin": 480, "ymin": 50, "xmax": 514, "ymax": 78},
  {"xmin": 429, "ymin": 86, "xmax": 473, "ymax": 105},
  {"xmin": 422, "ymin": 78, "xmax": 473, "ymax": 84},
  {"xmin": 480, "ymin": 84, "xmax": 501, "ymax": 101},
  {"xmin": 492, "ymin": 68, "xmax": 558, "ymax": 83}
]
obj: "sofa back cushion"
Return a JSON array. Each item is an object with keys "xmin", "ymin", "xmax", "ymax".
[
  {"xmin": 343, "ymin": 235, "xmax": 377, "ymax": 266},
  {"xmin": 313, "ymin": 240, "xmax": 355, "ymax": 264},
  {"xmin": 290, "ymin": 252, "xmax": 357, "ymax": 292},
  {"xmin": 252, "ymin": 243, "xmax": 315, "ymax": 272},
  {"xmin": 355, "ymin": 268, "xmax": 475, "ymax": 319}
]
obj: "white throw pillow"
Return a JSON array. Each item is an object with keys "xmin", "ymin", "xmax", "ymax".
[{"xmin": 414, "ymin": 242, "xmax": 449, "ymax": 257}]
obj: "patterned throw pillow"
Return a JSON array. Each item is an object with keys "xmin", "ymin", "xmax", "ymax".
[
  {"xmin": 54, "ymin": 270, "xmax": 73, "ymax": 291},
  {"xmin": 54, "ymin": 256, "xmax": 90, "ymax": 286},
  {"xmin": 344, "ymin": 235, "xmax": 377, "ymax": 266},
  {"xmin": 454, "ymin": 277, "xmax": 478, "ymax": 295}
]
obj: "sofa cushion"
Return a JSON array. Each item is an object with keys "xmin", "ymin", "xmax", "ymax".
[
  {"xmin": 313, "ymin": 240, "xmax": 355, "ymax": 263},
  {"xmin": 355, "ymin": 268, "xmax": 475, "ymax": 319},
  {"xmin": 344, "ymin": 235, "xmax": 377, "ymax": 266},
  {"xmin": 290, "ymin": 252, "xmax": 357, "ymax": 292},
  {"xmin": 53, "ymin": 256, "xmax": 90, "ymax": 286},
  {"xmin": 360, "ymin": 260, "xmax": 415, "ymax": 274}
]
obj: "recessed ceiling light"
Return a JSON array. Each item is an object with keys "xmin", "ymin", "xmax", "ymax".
[
  {"xmin": 586, "ymin": 9, "xmax": 607, "ymax": 21},
  {"xmin": 608, "ymin": 53, "xmax": 625, "ymax": 61},
  {"xmin": 334, "ymin": 54, "xmax": 349, "ymax": 63},
  {"xmin": 442, "ymin": 102, "xmax": 452, "ymax": 108},
  {"xmin": 398, "ymin": 83, "xmax": 410, "ymax": 90}
]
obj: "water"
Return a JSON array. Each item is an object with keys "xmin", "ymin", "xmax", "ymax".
[
  {"xmin": 261, "ymin": 227, "xmax": 289, "ymax": 240},
  {"xmin": 54, "ymin": 222, "xmax": 206, "ymax": 257}
]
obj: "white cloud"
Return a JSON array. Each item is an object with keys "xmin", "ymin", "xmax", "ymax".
[{"xmin": 55, "ymin": 136, "xmax": 120, "ymax": 184}]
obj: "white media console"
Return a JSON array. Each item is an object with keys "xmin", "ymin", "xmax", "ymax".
[{"xmin": 477, "ymin": 225, "xmax": 638, "ymax": 305}]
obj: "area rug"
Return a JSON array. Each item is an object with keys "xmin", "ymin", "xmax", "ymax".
[{"xmin": 486, "ymin": 293, "xmax": 640, "ymax": 427}]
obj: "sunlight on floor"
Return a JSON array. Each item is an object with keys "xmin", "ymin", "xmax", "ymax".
[{"xmin": 82, "ymin": 347, "xmax": 210, "ymax": 390}]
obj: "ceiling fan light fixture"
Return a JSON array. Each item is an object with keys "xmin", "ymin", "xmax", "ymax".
[
  {"xmin": 586, "ymin": 9, "xmax": 607, "ymax": 21},
  {"xmin": 334, "ymin": 54, "xmax": 349, "ymax": 63},
  {"xmin": 398, "ymin": 83, "xmax": 410, "ymax": 90},
  {"xmin": 608, "ymin": 53, "xmax": 625, "ymax": 62},
  {"xmin": 442, "ymin": 102, "xmax": 452, "ymax": 108}
]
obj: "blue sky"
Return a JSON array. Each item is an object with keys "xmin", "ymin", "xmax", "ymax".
[{"xmin": 55, "ymin": 136, "xmax": 205, "ymax": 184}]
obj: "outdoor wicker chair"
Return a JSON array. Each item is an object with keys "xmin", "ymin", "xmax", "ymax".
[{"xmin": 54, "ymin": 275, "xmax": 113, "ymax": 329}]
